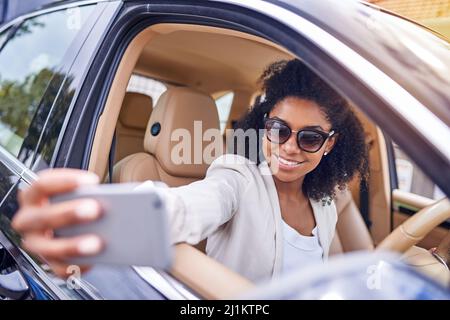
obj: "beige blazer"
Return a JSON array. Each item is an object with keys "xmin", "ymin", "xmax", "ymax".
[{"xmin": 139, "ymin": 154, "xmax": 338, "ymax": 282}]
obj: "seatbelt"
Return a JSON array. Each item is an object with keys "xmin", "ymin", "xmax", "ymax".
[
  {"xmin": 359, "ymin": 178, "xmax": 371, "ymax": 228},
  {"xmin": 108, "ymin": 131, "xmax": 116, "ymax": 184}
]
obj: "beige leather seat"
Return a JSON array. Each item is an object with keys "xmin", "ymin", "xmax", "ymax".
[
  {"xmin": 113, "ymin": 87, "xmax": 220, "ymax": 186},
  {"xmin": 115, "ymin": 92, "xmax": 153, "ymax": 163},
  {"xmin": 330, "ymin": 188, "xmax": 374, "ymax": 255}
]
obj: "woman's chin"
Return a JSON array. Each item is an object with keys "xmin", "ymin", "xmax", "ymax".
[
  {"xmin": 273, "ymin": 173, "xmax": 302, "ymax": 183},
  {"xmin": 271, "ymin": 166, "xmax": 304, "ymax": 182}
]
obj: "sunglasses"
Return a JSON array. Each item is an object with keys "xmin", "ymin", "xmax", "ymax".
[{"xmin": 264, "ymin": 117, "xmax": 335, "ymax": 153}]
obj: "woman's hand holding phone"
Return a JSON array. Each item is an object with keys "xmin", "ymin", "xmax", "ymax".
[{"xmin": 11, "ymin": 169, "xmax": 103, "ymax": 278}]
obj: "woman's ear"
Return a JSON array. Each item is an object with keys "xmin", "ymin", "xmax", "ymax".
[{"xmin": 325, "ymin": 134, "xmax": 338, "ymax": 154}]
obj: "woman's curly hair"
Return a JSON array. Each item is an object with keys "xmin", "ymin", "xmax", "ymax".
[{"xmin": 235, "ymin": 59, "xmax": 369, "ymax": 201}]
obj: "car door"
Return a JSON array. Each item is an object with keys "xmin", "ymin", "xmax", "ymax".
[
  {"xmin": 0, "ymin": 1, "xmax": 111, "ymax": 300},
  {"xmin": 2, "ymin": 0, "xmax": 449, "ymax": 299}
]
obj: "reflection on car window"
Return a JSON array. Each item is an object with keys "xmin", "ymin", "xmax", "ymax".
[
  {"xmin": 393, "ymin": 143, "xmax": 444, "ymax": 200},
  {"xmin": 0, "ymin": 6, "xmax": 94, "ymax": 162}
]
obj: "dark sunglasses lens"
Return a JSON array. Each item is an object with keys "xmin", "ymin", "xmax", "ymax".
[
  {"xmin": 298, "ymin": 131, "xmax": 325, "ymax": 152},
  {"xmin": 265, "ymin": 121, "xmax": 291, "ymax": 143}
]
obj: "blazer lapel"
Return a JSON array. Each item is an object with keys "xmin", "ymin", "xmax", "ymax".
[
  {"xmin": 310, "ymin": 198, "xmax": 331, "ymax": 261},
  {"xmin": 258, "ymin": 160, "xmax": 284, "ymax": 278}
]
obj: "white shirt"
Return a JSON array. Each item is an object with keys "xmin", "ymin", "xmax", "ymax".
[
  {"xmin": 138, "ymin": 154, "xmax": 337, "ymax": 282},
  {"xmin": 281, "ymin": 221, "xmax": 324, "ymax": 274}
]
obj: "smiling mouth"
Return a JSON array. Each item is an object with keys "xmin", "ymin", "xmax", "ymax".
[{"xmin": 274, "ymin": 154, "xmax": 304, "ymax": 168}]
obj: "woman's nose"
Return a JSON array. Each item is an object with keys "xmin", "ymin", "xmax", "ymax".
[{"xmin": 281, "ymin": 134, "xmax": 300, "ymax": 154}]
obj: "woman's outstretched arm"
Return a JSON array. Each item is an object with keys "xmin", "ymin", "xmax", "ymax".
[{"xmin": 11, "ymin": 154, "xmax": 251, "ymax": 277}]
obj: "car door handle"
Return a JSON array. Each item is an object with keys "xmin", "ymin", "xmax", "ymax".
[{"xmin": 0, "ymin": 243, "xmax": 29, "ymax": 300}]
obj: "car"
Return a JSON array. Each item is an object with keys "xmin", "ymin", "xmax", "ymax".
[{"xmin": 0, "ymin": 0, "xmax": 449, "ymax": 300}]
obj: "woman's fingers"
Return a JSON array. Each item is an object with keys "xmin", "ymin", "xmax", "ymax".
[
  {"xmin": 18, "ymin": 169, "xmax": 99, "ymax": 207},
  {"xmin": 12, "ymin": 198, "xmax": 102, "ymax": 234},
  {"xmin": 22, "ymin": 233, "xmax": 104, "ymax": 261},
  {"xmin": 10, "ymin": 168, "xmax": 102, "ymax": 278}
]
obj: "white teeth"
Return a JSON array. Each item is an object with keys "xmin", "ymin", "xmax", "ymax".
[{"xmin": 276, "ymin": 155, "xmax": 301, "ymax": 167}]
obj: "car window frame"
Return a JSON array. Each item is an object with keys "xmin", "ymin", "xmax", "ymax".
[{"xmin": 24, "ymin": 0, "xmax": 450, "ymax": 299}]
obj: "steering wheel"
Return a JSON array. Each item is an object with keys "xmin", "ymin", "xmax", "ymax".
[{"xmin": 377, "ymin": 197, "xmax": 450, "ymax": 253}]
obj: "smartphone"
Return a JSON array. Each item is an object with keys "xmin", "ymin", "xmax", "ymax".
[{"xmin": 52, "ymin": 183, "xmax": 173, "ymax": 269}]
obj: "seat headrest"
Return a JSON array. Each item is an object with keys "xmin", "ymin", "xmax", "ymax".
[
  {"xmin": 119, "ymin": 92, "xmax": 153, "ymax": 130},
  {"xmin": 144, "ymin": 87, "xmax": 220, "ymax": 178}
]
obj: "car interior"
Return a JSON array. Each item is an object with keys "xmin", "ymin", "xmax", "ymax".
[{"xmin": 85, "ymin": 23, "xmax": 450, "ymax": 298}]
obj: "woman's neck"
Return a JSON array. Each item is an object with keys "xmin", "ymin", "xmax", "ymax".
[{"xmin": 273, "ymin": 176, "xmax": 306, "ymax": 201}]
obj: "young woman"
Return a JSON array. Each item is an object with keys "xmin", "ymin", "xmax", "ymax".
[{"xmin": 12, "ymin": 59, "xmax": 368, "ymax": 282}]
